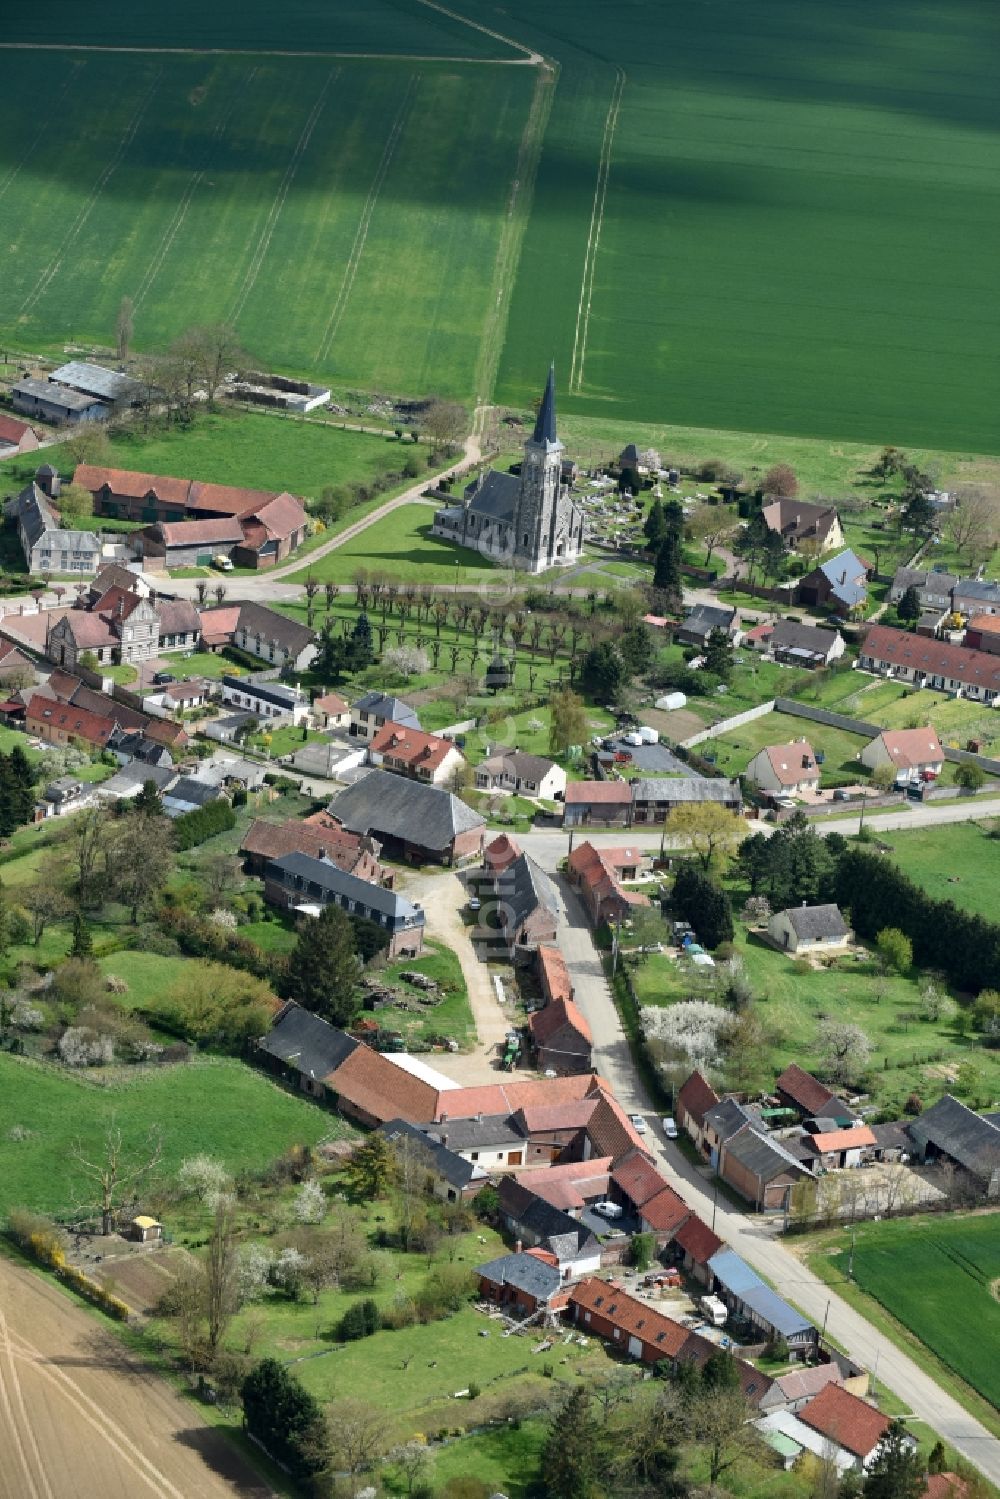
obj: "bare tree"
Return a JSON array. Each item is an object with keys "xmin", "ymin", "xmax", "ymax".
[
  {"xmin": 188, "ymin": 323, "xmax": 249, "ymax": 408},
  {"xmin": 945, "ymin": 486, "xmax": 999, "ymax": 570},
  {"xmin": 116, "ymin": 295, "xmax": 135, "ymax": 362},
  {"xmin": 325, "ymin": 1398, "xmax": 388, "ymax": 1490},
  {"xmin": 688, "ymin": 503, "xmax": 737, "ymax": 566},
  {"xmin": 214, "ymin": 583, "xmax": 228, "ymax": 605},
  {"xmin": 204, "ymin": 1202, "xmax": 239, "ymax": 1360},
  {"xmin": 71, "ymin": 1118, "xmax": 162, "ymax": 1234},
  {"xmin": 420, "ymin": 398, "xmax": 468, "ymax": 452}
]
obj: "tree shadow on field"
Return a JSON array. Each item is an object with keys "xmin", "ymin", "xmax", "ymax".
[{"xmin": 173, "ymin": 1427, "xmax": 274, "ymax": 1497}]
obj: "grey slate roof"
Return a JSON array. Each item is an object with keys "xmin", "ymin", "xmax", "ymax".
[
  {"xmin": 50, "ymin": 361, "xmax": 144, "ymax": 403},
  {"xmin": 500, "ymin": 1178, "xmax": 598, "ymax": 1260},
  {"xmin": 379, "ymin": 1117, "xmax": 478, "ymax": 1190},
  {"xmin": 496, "ymin": 852, "xmax": 562, "ymax": 930},
  {"xmin": 15, "ymin": 482, "xmax": 102, "ymax": 556},
  {"xmin": 816, "ymin": 549, "xmax": 868, "ymax": 607},
  {"xmin": 768, "ymin": 619, "xmax": 840, "ymax": 657},
  {"xmin": 954, "ymin": 579, "xmax": 1000, "ymax": 604},
  {"xmin": 631, "ymin": 777, "xmax": 741, "ymax": 805},
  {"xmin": 433, "ymin": 1114, "xmax": 525, "ymax": 1150},
  {"xmin": 705, "ymin": 1098, "xmax": 762, "ymax": 1144},
  {"xmin": 13, "ymin": 377, "xmax": 107, "ymax": 413},
  {"xmin": 908, "ymin": 1094, "xmax": 1000, "ymax": 1180},
  {"xmin": 532, "ymin": 363, "xmax": 558, "ymax": 446},
  {"xmin": 223, "ymin": 674, "xmax": 301, "ymax": 711},
  {"xmin": 329, "ymin": 768, "xmax": 485, "ymax": 852},
  {"xmin": 258, "ymin": 1003, "xmax": 358, "ymax": 1079},
  {"xmin": 724, "ymin": 1126, "xmax": 808, "ymax": 1182},
  {"xmin": 269, "ymin": 851, "xmax": 424, "ymax": 924},
  {"xmin": 235, "ymin": 600, "xmax": 315, "ymax": 654},
  {"xmin": 353, "ymin": 691, "xmax": 420, "ymax": 729},
  {"xmin": 476, "ymin": 1251, "xmax": 562, "ymax": 1301},
  {"xmin": 464, "ymin": 469, "xmax": 519, "ymax": 522},
  {"xmin": 163, "ymin": 775, "xmax": 223, "ymax": 809},
  {"xmin": 680, "ymin": 603, "xmax": 736, "ymax": 639},
  {"xmin": 778, "ymin": 904, "xmax": 849, "ymax": 941}
]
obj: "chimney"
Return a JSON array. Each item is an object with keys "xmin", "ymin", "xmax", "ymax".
[{"xmin": 515, "ymin": 1239, "xmax": 523, "ymax": 1255}]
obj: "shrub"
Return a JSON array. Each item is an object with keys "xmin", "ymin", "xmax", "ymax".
[
  {"xmin": 58, "ymin": 1025, "xmax": 114, "ymax": 1067},
  {"xmin": 339, "ymin": 1297, "xmax": 381, "ymax": 1341},
  {"xmin": 173, "ymin": 799, "xmax": 237, "ymax": 851},
  {"xmin": 9, "ymin": 1208, "xmax": 68, "ymax": 1268}
]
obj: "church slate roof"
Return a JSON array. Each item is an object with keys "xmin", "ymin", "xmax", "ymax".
[
  {"xmin": 464, "ymin": 470, "xmax": 519, "ymax": 522},
  {"xmin": 533, "ymin": 363, "xmax": 558, "ymax": 445}
]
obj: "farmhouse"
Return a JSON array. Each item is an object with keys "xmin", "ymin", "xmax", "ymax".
[
  {"xmin": 953, "ymin": 578, "xmax": 1000, "ymax": 618},
  {"xmin": 675, "ymin": 603, "xmax": 737, "ymax": 648},
  {"xmin": 230, "ymin": 601, "xmax": 316, "ymax": 670},
  {"xmin": 566, "ymin": 841, "xmax": 648, "ymax": 928},
  {"xmin": 479, "ymin": 851, "xmax": 562, "ymax": 958},
  {"xmin": 768, "ymin": 903, "xmax": 851, "ymax": 953},
  {"xmin": 963, "ymin": 615, "xmax": 1000, "ymax": 655},
  {"xmin": 796, "ymin": 1383, "xmax": 898, "ymax": 1471},
  {"xmin": 12, "ymin": 377, "xmax": 109, "ymax": 425},
  {"xmin": 745, "ymin": 740, "xmax": 819, "ymax": 796},
  {"xmin": 907, "ymin": 1094, "xmax": 1000, "ymax": 1197},
  {"xmin": 801, "ymin": 1125, "xmax": 877, "ymax": 1170},
  {"xmin": 890, "ymin": 566, "xmax": 957, "ymax": 613},
  {"xmin": 860, "ymin": 727, "xmax": 944, "ymax": 784},
  {"xmin": 858, "ymin": 624, "xmax": 1000, "ymax": 702},
  {"xmin": 23, "ymin": 693, "xmax": 117, "ymax": 750},
  {"xmin": 0, "ymin": 413, "xmax": 41, "ymax": 456},
  {"xmin": 239, "ymin": 817, "xmax": 384, "ymax": 883},
  {"xmin": 630, "ymin": 776, "xmax": 742, "ymax": 821},
  {"xmin": 702, "ymin": 1098, "xmax": 766, "ymax": 1164},
  {"xmin": 483, "ymin": 832, "xmax": 522, "ymax": 876},
  {"xmin": 327, "ymin": 768, "xmax": 485, "ymax": 864},
  {"xmin": 369, "ymin": 722, "xmax": 466, "ymax": 786},
  {"xmin": 675, "ymin": 1070, "xmax": 720, "ymax": 1154},
  {"xmin": 475, "ymin": 749, "xmax": 565, "ymax": 800},
  {"xmin": 263, "ymin": 852, "xmax": 424, "ymax": 958},
  {"xmin": 528, "ymin": 973, "xmax": 592, "ymax": 1076},
  {"xmin": 495, "ymin": 1180, "xmax": 601, "ymax": 1273},
  {"xmin": 313, "ymin": 691, "xmax": 350, "ymax": 728},
  {"xmin": 562, "ymin": 780, "xmax": 632, "ymax": 827},
  {"xmin": 610, "ymin": 1150, "xmax": 689, "ymax": 1239},
  {"xmin": 10, "ymin": 473, "xmax": 102, "ymax": 576},
  {"xmin": 507, "ymin": 1157, "xmax": 612, "ymax": 1213},
  {"xmin": 431, "ymin": 365, "xmax": 584, "ymax": 574},
  {"xmin": 762, "ymin": 498, "xmax": 844, "ymax": 554},
  {"xmin": 349, "ymin": 690, "xmax": 420, "ymax": 742},
  {"xmin": 797, "ymin": 549, "xmax": 869, "ymax": 615}
]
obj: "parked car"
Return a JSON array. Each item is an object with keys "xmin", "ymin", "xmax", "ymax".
[
  {"xmin": 662, "ymin": 1116, "xmax": 678, "ymax": 1139},
  {"xmin": 832, "ymin": 788, "xmax": 852, "ymax": 802},
  {"xmin": 152, "ymin": 671, "xmax": 175, "ymax": 686},
  {"xmin": 629, "ymin": 1113, "xmax": 648, "ymax": 1135},
  {"xmin": 467, "ymin": 898, "xmax": 481, "ymax": 913},
  {"xmin": 593, "ymin": 1201, "xmax": 623, "ymax": 1219}
]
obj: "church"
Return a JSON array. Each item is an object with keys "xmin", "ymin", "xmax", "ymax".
[{"xmin": 431, "ymin": 366, "xmax": 585, "ymax": 574}]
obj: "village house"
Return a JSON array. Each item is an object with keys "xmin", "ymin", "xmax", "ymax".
[
  {"xmin": 671, "ymin": 1214, "xmax": 724, "ymax": 1287},
  {"xmin": 675, "ymin": 602, "xmax": 738, "ymax": 648},
  {"xmin": 474, "ymin": 749, "xmax": 566, "ymax": 801},
  {"xmin": 482, "ymin": 832, "xmax": 522, "ymax": 876},
  {"xmin": 263, "ymin": 852, "xmax": 424, "ymax": 958},
  {"xmin": 630, "ymin": 776, "xmax": 742, "ymax": 822},
  {"xmin": 221, "ymin": 674, "xmax": 309, "ymax": 725},
  {"xmin": 745, "ymin": 740, "xmax": 820, "ymax": 797},
  {"xmin": 478, "ymin": 851, "xmax": 562, "ymax": 959},
  {"xmin": 348, "ymin": 690, "xmax": 421, "ymax": 742},
  {"xmin": 701, "ymin": 1098, "xmax": 766, "ymax": 1167},
  {"xmin": 240, "ymin": 816, "xmax": 385, "ymax": 884},
  {"xmin": 610, "ymin": 1149, "xmax": 689, "ymax": 1241},
  {"xmin": 378, "ymin": 1118, "xmax": 487, "ymax": 1202},
  {"xmin": 24, "ymin": 693, "xmax": 117, "ymax": 751},
  {"xmin": 758, "ymin": 1356, "xmax": 867, "ymax": 1415},
  {"xmin": 435, "ymin": 1116, "xmax": 530, "ymax": 1172},
  {"xmin": 675, "ymin": 1071, "xmax": 721, "ymax": 1154},
  {"xmin": 963, "ymin": 614, "xmax": 1000, "ymax": 656},
  {"xmin": 507, "ymin": 1157, "xmax": 613, "ymax": 1213},
  {"xmin": 767, "ymin": 903, "xmax": 851, "ymax": 954},
  {"xmin": 566, "ymin": 840, "xmax": 649, "ymax": 928},
  {"xmin": 562, "ymin": 780, "xmax": 632, "ymax": 827},
  {"xmin": 10, "ymin": 471, "xmax": 102, "ymax": 577},
  {"xmin": 12, "ymin": 377, "xmax": 109, "ymax": 425},
  {"xmin": 749, "ymin": 618, "xmax": 846, "ymax": 668},
  {"xmin": 858, "ymin": 624, "xmax": 1000, "ymax": 703},
  {"xmin": 495, "ymin": 1179, "xmax": 602, "ymax": 1274},
  {"xmin": 230, "ymin": 601, "xmax": 317, "ymax": 671},
  {"xmin": 762, "ymin": 498, "xmax": 844, "ymax": 554},
  {"xmin": 0, "ymin": 413, "xmax": 41, "ymax": 457},
  {"xmin": 952, "ymin": 578, "xmax": 1000, "ymax": 619},
  {"xmin": 796, "ymin": 1383, "xmax": 900, "ymax": 1471},
  {"xmin": 528, "ymin": 973, "xmax": 592, "ymax": 1076},
  {"xmin": 369, "ymin": 721, "xmax": 466, "ymax": 787},
  {"xmin": 718, "ymin": 1125, "xmax": 810, "ymax": 1211},
  {"xmin": 312, "ymin": 691, "xmax": 350, "ymax": 728},
  {"xmin": 326, "ymin": 770, "xmax": 485, "ymax": 865},
  {"xmin": 198, "ymin": 605, "xmax": 242, "ymax": 652},
  {"xmin": 889, "ymin": 566, "xmax": 957, "ymax": 613},
  {"xmin": 801, "ymin": 1125, "xmax": 878, "ymax": 1171},
  {"xmin": 860, "ymin": 727, "xmax": 944, "ymax": 785},
  {"xmin": 797, "ymin": 548, "xmax": 870, "ymax": 615}
]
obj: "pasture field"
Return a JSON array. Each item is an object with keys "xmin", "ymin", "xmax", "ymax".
[
  {"xmin": 0, "ymin": 1053, "xmax": 331, "ymax": 1219},
  {"xmin": 878, "ymin": 822, "xmax": 1000, "ymax": 921},
  {"xmin": 490, "ymin": 0, "xmax": 1000, "ymax": 450},
  {"xmin": 0, "ymin": 50, "xmax": 536, "ymax": 399},
  {"xmin": 809, "ymin": 1214, "xmax": 1000, "ymax": 1411}
]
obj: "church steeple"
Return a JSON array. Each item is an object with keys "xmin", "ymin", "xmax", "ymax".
[{"xmin": 532, "ymin": 363, "xmax": 557, "ymax": 446}]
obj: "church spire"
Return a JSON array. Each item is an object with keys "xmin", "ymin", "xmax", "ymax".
[{"xmin": 532, "ymin": 363, "xmax": 557, "ymax": 445}]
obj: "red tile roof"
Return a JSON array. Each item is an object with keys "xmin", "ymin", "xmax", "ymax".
[
  {"xmin": 568, "ymin": 841, "xmax": 650, "ymax": 909},
  {"xmin": 569, "ymin": 1277, "xmax": 690, "ymax": 1356},
  {"xmin": 75, "ymin": 464, "xmax": 299, "ymax": 520},
  {"xmin": 536, "ymin": 943, "xmax": 573, "ymax": 1004},
  {"xmin": 753, "ymin": 741, "xmax": 818, "ymax": 788},
  {"xmin": 0, "ymin": 414, "xmax": 36, "ymax": 444},
  {"xmin": 484, "ymin": 832, "xmax": 522, "ymax": 873},
  {"xmin": 861, "ymin": 623, "xmax": 1000, "ymax": 695},
  {"xmin": 514, "ymin": 1099, "xmax": 597, "ymax": 1134},
  {"xmin": 154, "ymin": 517, "xmax": 245, "ymax": 546},
  {"xmin": 529, "ymin": 995, "xmax": 592, "ymax": 1050},
  {"xmin": 639, "ymin": 1187, "xmax": 689, "ymax": 1234},
  {"xmin": 673, "ymin": 1213, "xmax": 724, "ymax": 1266},
  {"xmin": 873, "ymin": 728, "xmax": 943, "ymax": 769},
  {"xmin": 370, "ymin": 722, "xmax": 459, "ymax": 774},
  {"xmin": 327, "ymin": 1045, "xmax": 439, "ymax": 1124},
  {"xmin": 612, "ymin": 1148, "xmax": 672, "ymax": 1208},
  {"xmin": 25, "ymin": 693, "xmax": 117, "ymax": 747},
  {"xmin": 776, "ymin": 1063, "xmax": 837, "ymax": 1116},
  {"xmin": 809, "ymin": 1126, "xmax": 876, "ymax": 1153},
  {"xmin": 798, "ymin": 1384, "xmax": 891, "ymax": 1459},
  {"xmin": 967, "ymin": 613, "xmax": 1000, "ymax": 637},
  {"xmin": 677, "ymin": 1069, "xmax": 720, "ymax": 1128},
  {"xmin": 924, "ymin": 1476, "xmax": 968, "ymax": 1499},
  {"xmin": 241, "ymin": 817, "xmax": 370, "ymax": 874},
  {"xmin": 243, "ymin": 491, "xmax": 307, "ymax": 542},
  {"xmin": 314, "ymin": 692, "xmax": 349, "ymax": 716},
  {"xmin": 564, "ymin": 780, "xmax": 632, "ymax": 804},
  {"xmin": 198, "ymin": 605, "xmax": 241, "ymax": 644}
]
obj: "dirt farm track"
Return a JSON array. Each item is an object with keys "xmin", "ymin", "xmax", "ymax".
[{"xmin": 0, "ymin": 1256, "xmax": 272, "ymax": 1499}]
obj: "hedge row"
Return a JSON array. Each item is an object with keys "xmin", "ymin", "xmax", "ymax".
[{"xmin": 173, "ymin": 798, "xmax": 237, "ymax": 850}]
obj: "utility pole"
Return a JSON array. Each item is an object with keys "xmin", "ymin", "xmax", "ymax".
[
  {"xmin": 711, "ymin": 1178, "xmax": 719, "ymax": 1233},
  {"xmin": 848, "ymin": 1221, "xmax": 856, "ymax": 1279},
  {"xmin": 821, "ymin": 1299, "xmax": 831, "ymax": 1342}
]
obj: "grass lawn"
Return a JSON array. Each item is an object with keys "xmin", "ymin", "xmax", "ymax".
[
  {"xmin": 98, "ymin": 951, "xmax": 212, "ymax": 1009},
  {"xmin": 872, "ymin": 687, "xmax": 1000, "ymax": 756},
  {"xmin": 100, "ymin": 662, "xmax": 138, "ymax": 685},
  {"xmin": 284, "ymin": 504, "xmax": 495, "ymax": 588},
  {"xmin": 372, "ymin": 940, "xmax": 475, "ymax": 1048},
  {"xmin": 161, "ymin": 650, "xmax": 242, "ymax": 682},
  {"xmin": 702, "ymin": 710, "xmax": 870, "ymax": 786},
  {"xmin": 879, "ymin": 822, "xmax": 1000, "ymax": 921},
  {"xmin": 0, "ymin": 1053, "xmax": 331, "ymax": 1219},
  {"xmin": 240, "ymin": 917, "xmax": 298, "ymax": 955},
  {"xmin": 252, "ymin": 724, "xmax": 328, "ymax": 759},
  {"xmin": 802, "ymin": 1213, "xmax": 1000, "ymax": 1427},
  {"xmin": 630, "ymin": 928, "xmax": 1000, "ymax": 1116}
]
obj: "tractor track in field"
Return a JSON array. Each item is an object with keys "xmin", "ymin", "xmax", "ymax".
[
  {"xmin": 0, "ymin": 58, "xmax": 84, "ymax": 207},
  {"xmin": 0, "ymin": 42, "xmax": 538, "ymax": 65},
  {"xmin": 133, "ymin": 67, "xmax": 259, "ymax": 312},
  {"xmin": 230, "ymin": 68, "xmax": 338, "ymax": 325},
  {"xmin": 19, "ymin": 71, "xmax": 162, "ymax": 319},
  {"xmin": 569, "ymin": 65, "xmax": 625, "ymax": 395},
  {"xmin": 315, "ymin": 73, "xmax": 420, "ymax": 365}
]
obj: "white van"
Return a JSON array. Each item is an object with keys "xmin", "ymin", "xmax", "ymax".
[
  {"xmin": 700, "ymin": 1294, "xmax": 727, "ymax": 1327},
  {"xmin": 593, "ymin": 1200, "xmax": 623, "ymax": 1219}
]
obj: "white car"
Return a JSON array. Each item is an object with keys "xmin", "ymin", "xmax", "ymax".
[
  {"xmin": 662, "ymin": 1117, "xmax": 678, "ymax": 1139},
  {"xmin": 593, "ymin": 1200, "xmax": 623, "ymax": 1219},
  {"xmin": 629, "ymin": 1113, "xmax": 647, "ymax": 1135}
]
